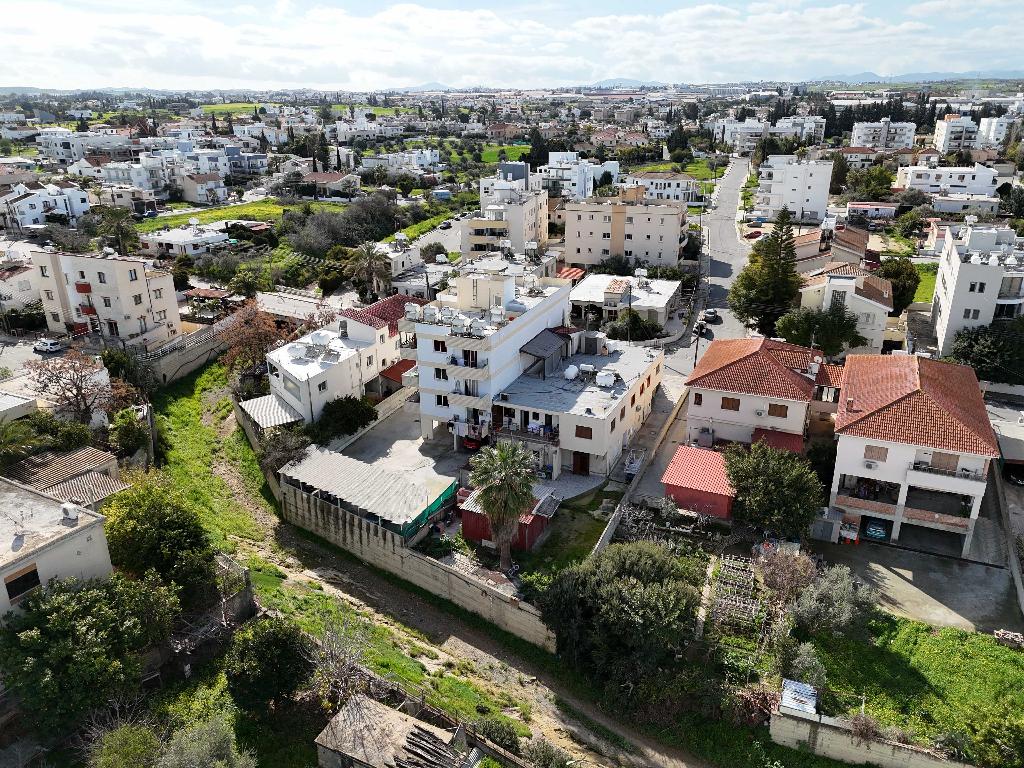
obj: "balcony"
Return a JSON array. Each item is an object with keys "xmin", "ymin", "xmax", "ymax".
[
  {"xmin": 908, "ymin": 461, "xmax": 984, "ymax": 482},
  {"xmin": 80, "ymin": 304, "xmax": 97, "ymax": 316},
  {"xmin": 446, "ymin": 354, "xmax": 487, "ymax": 370},
  {"xmin": 833, "ymin": 494, "xmax": 898, "ymax": 517},
  {"xmin": 75, "ymin": 281, "xmax": 92, "ymax": 294},
  {"xmin": 493, "ymin": 424, "xmax": 559, "ymax": 446},
  {"xmin": 906, "ymin": 462, "xmax": 986, "ymax": 494},
  {"xmin": 448, "ymin": 391, "xmax": 492, "ymax": 410}
]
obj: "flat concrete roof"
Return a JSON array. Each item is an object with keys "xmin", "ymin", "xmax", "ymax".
[
  {"xmin": 569, "ymin": 273, "xmax": 681, "ymax": 312},
  {"xmin": 267, "ymin": 330, "xmax": 370, "ymax": 381},
  {"xmin": 0, "ymin": 478, "xmax": 103, "ymax": 567}
]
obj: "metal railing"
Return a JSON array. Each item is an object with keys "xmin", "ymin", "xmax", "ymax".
[
  {"xmin": 908, "ymin": 462, "xmax": 984, "ymax": 482},
  {"xmin": 493, "ymin": 424, "xmax": 559, "ymax": 445}
]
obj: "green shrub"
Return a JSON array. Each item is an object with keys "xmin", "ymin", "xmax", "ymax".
[
  {"xmin": 306, "ymin": 395, "xmax": 377, "ymax": 444},
  {"xmin": 475, "ymin": 716, "xmax": 521, "ymax": 755},
  {"xmin": 90, "ymin": 724, "xmax": 162, "ymax": 768},
  {"xmin": 225, "ymin": 618, "xmax": 313, "ymax": 712}
]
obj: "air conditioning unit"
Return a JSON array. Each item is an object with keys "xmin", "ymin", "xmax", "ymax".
[
  {"xmin": 863, "ymin": 460, "xmax": 877, "ymax": 469},
  {"xmin": 755, "ymin": 409, "xmax": 765, "ymax": 417}
]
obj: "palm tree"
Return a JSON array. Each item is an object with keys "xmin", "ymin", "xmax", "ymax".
[
  {"xmin": 469, "ymin": 442, "xmax": 535, "ymax": 573},
  {"xmin": 344, "ymin": 242, "xmax": 390, "ymax": 299},
  {"xmin": 0, "ymin": 418, "xmax": 41, "ymax": 466},
  {"xmin": 98, "ymin": 207, "xmax": 140, "ymax": 256}
]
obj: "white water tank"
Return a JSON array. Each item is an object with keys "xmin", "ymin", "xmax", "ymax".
[
  {"xmin": 404, "ymin": 303, "xmax": 422, "ymax": 320},
  {"xmin": 596, "ymin": 371, "xmax": 615, "ymax": 387},
  {"xmin": 564, "ymin": 365, "xmax": 579, "ymax": 381},
  {"xmin": 423, "ymin": 305, "xmax": 439, "ymax": 323},
  {"xmin": 489, "ymin": 306, "xmax": 506, "ymax": 324},
  {"xmin": 288, "ymin": 343, "xmax": 306, "ymax": 359},
  {"xmin": 579, "ymin": 363, "xmax": 596, "ymax": 374},
  {"xmin": 310, "ymin": 330, "xmax": 332, "ymax": 346},
  {"xmin": 451, "ymin": 315, "xmax": 468, "ymax": 334},
  {"xmin": 469, "ymin": 318, "xmax": 486, "ymax": 336}
]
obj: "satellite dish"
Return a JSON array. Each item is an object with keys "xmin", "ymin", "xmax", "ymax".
[
  {"xmin": 188, "ymin": 217, "xmax": 200, "ymax": 226},
  {"xmin": 813, "ymin": 355, "xmax": 823, "ymax": 363}
]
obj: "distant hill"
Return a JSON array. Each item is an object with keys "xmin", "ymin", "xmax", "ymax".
[
  {"xmin": 400, "ymin": 82, "xmax": 450, "ymax": 92},
  {"xmin": 822, "ymin": 69, "xmax": 1024, "ymax": 84},
  {"xmin": 589, "ymin": 78, "xmax": 667, "ymax": 88}
]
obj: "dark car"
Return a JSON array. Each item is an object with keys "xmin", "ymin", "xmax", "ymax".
[
  {"xmin": 439, "ymin": 220, "xmax": 452, "ymax": 230},
  {"xmin": 1005, "ymin": 466, "xmax": 1024, "ymax": 487}
]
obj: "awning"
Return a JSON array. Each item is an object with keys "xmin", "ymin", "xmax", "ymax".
[
  {"xmin": 557, "ymin": 267, "xmax": 585, "ymax": 282},
  {"xmin": 239, "ymin": 394, "xmax": 303, "ymax": 429},
  {"xmin": 752, "ymin": 428, "xmax": 804, "ymax": 454}
]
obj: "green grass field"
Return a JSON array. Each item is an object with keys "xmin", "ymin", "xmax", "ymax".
[
  {"xmin": 914, "ymin": 262, "xmax": 938, "ymax": 303},
  {"xmin": 628, "ymin": 159, "xmax": 722, "ymax": 182},
  {"xmin": 480, "ymin": 144, "xmax": 530, "ymax": 163},
  {"xmin": 200, "ymin": 102, "xmax": 274, "ymax": 116},
  {"xmin": 136, "ymin": 199, "xmax": 347, "ymax": 233},
  {"xmin": 383, "ymin": 212, "xmax": 452, "ymax": 243}
]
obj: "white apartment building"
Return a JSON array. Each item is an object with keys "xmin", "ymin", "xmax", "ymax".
[
  {"xmin": 139, "ymin": 224, "xmax": 230, "ymax": 258},
  {"xmin": 799, "ymin": 263, "xmax": 894, "ymax": 354},
  {"xmin": 535, "ymin": 152, "xmax": 620, "ymax": 201},
  {"xmin": 624, "ymin": 170, "xmax": 701, "ymax": 204},
  {"xmin": 399, "ymin": 269, "xmax": 572, "ymax": 447},
  {"xmin": 94, "ymin": 184, "xmax": 158, "ymax": 215},
  {"xmin": 181, "ymin": 173, "xmax": 228, "ymax": 205},
  {"xmin": 0, "ymin": 262, "xmax": 39, "ymax": 311},
  {"xmin": 931, "ymin": 221, "xmax": 1024, "ymax": 355},
  {"xmin": 774, "ymin": 116, "xmax": 827, "ymax": 144},
  {"xmin": 708, "ymin": 118, "xmax": 767, "ymax": 154},
  {"xmin": 569, "ymin": 273, "xmax": 683, "ymax": 326},
  {"xmin": 829, "ymin": 355, "xmax": 999, "ymax": 558},
  {"xmin": 464, "ymin": 182, "xmax": 548, "ymax": 255},
  {"xmin": 895, "ymin": 162, "xmax": 998, "ymax": 196},
  {"xmin": 35, "ymin": 127, "xmax": 132, "ymax": 165},
  {"xmin": 977, "ymin": 115, "xmax": 1018, "ymax": 148},
  {"xmin": 31, "ymin": 249, "xmax": 181, "ymax": 347},
  {"xmin": 232, "ymin": 122, "xmax": 289, "ymax": 146},
  {"xmin": 496, "ymin": 335, "xmax": 664, "ymax": 478},
  {"xmin": 0, "ymin": 181, "xmax": 90, "ymax": 230},
  {"xmin": 850, "ymin": 118, "xmax": 916, "ymax": 150},
  {"xmin": 1, "ymin": 480, "xmax": 112, "ymax": 618},
  {"xmin": 754, "ymin": 155, "xmax": 832, "ymax": 222},
  {"xmin": 564, "ymin": 187, "xmax": 686, "ymax": 269},
  {"xmin": 253, "ymin": 294, "xmax": 429, "ymax": 427},
  {"xmin": 931, "ymin": 193, "xmax": 1000, "ymax": 215},
  {"xmin": 360, "ymin": 148, "xmax": 440, "ymax": 171},
  {"xmin": 933, "ymin": 114, "xmax": 979, "ymax": 153}
]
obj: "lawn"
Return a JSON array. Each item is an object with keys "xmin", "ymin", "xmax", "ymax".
[
  {"xmin": 914, "ymin": 262, "xmax": 938, "ymax": 303},
  {"xmin": 517, "ymin": 484, "xmax": 621, "ymax": 576},
  {"xmin": 741, "ymin": 172, "xmax": 759, "ymax": 210},
  {"xmin": 383, "ymin": 212, "xmax": 452, "ymax": 243},
  {"xmin": 480, "ymin": 143, "xmax": 530, "ymax": 163},
  {"xmin": 813, "ymin": 614, "xmax": 1024, "ymax": 744},
  {"xmin": 200, "ymin": 102, "xmax": 273, "ymax": 116},
  {"xmin": 136, "ymin": 199, "xmax": 347, "ymax": 233},
  {"xmin": 627, "ymin": 159, "xmax": 722, "ymax": 183}
]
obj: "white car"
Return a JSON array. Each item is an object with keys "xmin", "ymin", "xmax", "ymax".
[{"xmin": 33, "ymin": 338, "xmax": 62, "ymax": 353}]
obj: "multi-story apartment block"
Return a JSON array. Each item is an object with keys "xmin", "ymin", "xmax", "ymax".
[
  {"xmin": 253, "ymin": 294, "xmax": 429, "ymax": 426},
  {"xmin": 895, "ymin": 162, "xmax": 997, "ymax": 197},
  {"xmin": 624, "ymin": 170, "xmax": 701, "ymax": 203},
  {"xmin": 685, "ymin": 338, "xmax": 827, "ymax": 449},
  {"xmin": 829, "ymin": 355, "xmax": 999, "ymax": 558},
  {"xmin": 933, "ymin": 114, "xmax": 979, "ymax": 153},
  {"xmin": 563, "ymin": 187, "xmax": 686, "ymax": 269},
  {"xmin": 464, "ymin": 182, "xmax": 548, "ymax": 255},
  {"xmin": 35, "ymin": 127, "xmax": 133, "ymax": 165},
  {"xmin": 399, "ymin": 269, "xmax": 571, "ymax": 445},
  {"xmin": 754, "ymin": 155, "xmax": 832, "ymax": 222},
  {"xmin": 774, "ymin": 116, "xmax": 827, "ymax": 144},
  {"xmin": 799, "ymin": 263, "xmax": 893, "ymax": 354},
  {"xmin": 94, "ymin": 184, "xmax": 158, "ymax": 215},
  {"xmin": 977, "ymin": 115, "xmax": 1018, "ymax": 148},
  {"xmin": 0, "ymin": 262, "xmax": 39, "ymax": 311},
  {"xmin": 535, "ymin": 152, "xmax": 620, "ymax": 201},
  {"xmin": 931, "ymin": 222, "xmax": 1024, "ymax": 355},
  {"xmin": 360, "ymin": 148, "xmax": 440, "ymax": 172},
  {"xmin": 0, "ymin": 181, "xmax": 90, "ymax": 230},
  {"xmin": 850, "ymin": 118, "xmax": 916, "ymax": 150},
  {"xmin": 31, "ymin": 249, "xmax": 181, "ymax": 347},
  {"xmin": 181, "ymin": 173, "xmax": 228, "ymax": 205},
  {"xmin": 708, "ymin": 118, "xmax": 767, "ymax": 154}
]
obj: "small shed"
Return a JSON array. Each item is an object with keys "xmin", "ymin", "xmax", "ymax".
[
  {"xmin": 460, "ymin": 489, "xmax": 558, "ymax": 551},
  {"xmin": 660, "ymin": 445, "xmax": 735, "ymax": 520}
]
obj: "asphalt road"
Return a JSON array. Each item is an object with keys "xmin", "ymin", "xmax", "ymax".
[{"xmin": 663, "ymin": 157, "xmax": 752, "ymax": 379}]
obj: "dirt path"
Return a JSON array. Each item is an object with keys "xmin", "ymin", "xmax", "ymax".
[{"xmin": 209, "ymin": 409, "xmax": 708, "ymax": 768}]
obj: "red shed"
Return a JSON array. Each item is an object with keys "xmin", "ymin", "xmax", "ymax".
[
  {"xmin": 660, "ymin": 445, "xmax": 735, "ymax": 520},
  {"xmin": 459, "ymin": 490, "xmax": 558, "ymax": 551}
]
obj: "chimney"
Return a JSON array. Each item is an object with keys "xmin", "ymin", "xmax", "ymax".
[{"xmin": 846, "ymin": 397, "xmax": 855, "ymax": 411}]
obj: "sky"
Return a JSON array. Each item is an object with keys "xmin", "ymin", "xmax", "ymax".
[{"xmin": 2, "ymin": 0, "xmax": 1022, "ymax": 91}]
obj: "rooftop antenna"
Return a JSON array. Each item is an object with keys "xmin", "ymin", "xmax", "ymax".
[{"xmin": 2, "ymin": 509, "xmax": 34, "ymax": 537}]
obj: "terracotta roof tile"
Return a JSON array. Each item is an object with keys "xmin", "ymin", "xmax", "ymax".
[
  {"xmin": 380, "ymin": 358, "xmax": 415, "ymax": 383},
  {"xmin": 835, "ymin": 355, "xmax": 999, "ymax": 456},
  {"xmin": 661, "ymin": 445, "xmax": 735, "ymax": 497},
  {"xmin": 752, "ymin": 427, "xmax": 804, "ymax": 453},
  {"xmin": 816, "ymin": 363, "xmax": 844, "ymax": 388},
  {"xmin": 342, "ymin": 294, "xmax": 428, "ymax": 336},
  {"xmin": 685, "ymin": 338, "xmax": 817, "ymax": 402}
]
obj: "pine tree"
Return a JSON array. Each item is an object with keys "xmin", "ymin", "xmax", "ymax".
[{"xmin": 728, "ymin": 207, "xmax": 801, "ymax": 336}]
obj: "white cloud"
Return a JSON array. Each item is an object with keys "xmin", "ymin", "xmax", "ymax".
[{"xmin": 0, "ymin": 0, "xmax": 1020, "ymax": 90}]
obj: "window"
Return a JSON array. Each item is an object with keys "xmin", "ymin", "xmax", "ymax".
[
  {"xmin": 50, "ymin": 312, "xmax": 59, "ymax": 322},
  {"xmin": 102, "ymin": 297, "xmax": 111, "ymax": 307},
  {"xmin": 830, "ymin": 290, "xmax": 847, "ymax": 309},
  {"xmin": 433, "ymin": 367, "xmax": 448, "ymax": 380},
  {"xmin": 366, "ymin": 355, "xmax": 373, "ymax": 366},
  {"xmin": 97, "ymin": 271, "xmax": 106, "ymax": 284},
  {"xmin": 630, "ymin": 393, "xmax": 636, "ymax": 406},
  {"xmin": 767, "ymin": 403, "xmax": 788, "ymax": 418},
  {"xmin": 693, "ymin": 392, "xmax": 703, "ymax": 406},
  {"xmin": 379, "ymin": 334, "xmax": 385, "ymax": 344},
  {"xmin": 128, "ymin": 268, "xmax": 138, "ymax": 281},
  {"xmin": 131, "ymin": 294, "xmax": 142, "ymax": 305},
  {"xmin": 4, "ymin": 565, "xmax": 40, "ymax": 604},
  {"xmin": 435, "ymin": 394, "xmax": 448, "ymax": 407},
  {"xmin": 864, "ymin": 445, "xmax": 888, "ymax": 462},
  {"xmin": 153, "ymin": 288, "xmax": 163, "ymax": 299},
  {"xmin": 318, "ymin": 381, "xmax": 327, "ymax": 392},
  {"xmin": 40, "ymin": 265, "xmax": 49, "ymax": 277},
  {"xmin": 640, "ymin": 383, "xmax": 645, "ymax": 395},
  {"xmin": 620, "ymin": 406, "xmax": 625, "ymax": 420},
  {"xmin": 721, "ymin": 396, "xmax": 740, "ymax": 411},
  {"xmin": 44, "ymin": 289, "xmax": 53, "ymax": 300},
  {"xmin": 433, "ymin": 340, "xmax": 447, "ymax": 353},
  {"xmin": 575, "ymin": 425, "xmax": 593, "ymax": 439},
  {"xmin": 610, "ymin": 418, "xmax": 616, "ymax": 432},
  {"xmin": 156, "ymin": 310, "xmax": 167, "ymax": 321}
]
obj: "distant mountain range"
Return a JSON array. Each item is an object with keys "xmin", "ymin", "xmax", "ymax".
[
  {"xmin": 821, "ymin": 69, "xmax": 1024, "ymax": 84},
  {"xmin": 588, "ymin": 78, "xmax": 667, "ymax": 88},
  {"xmin": 399, "ymin": 82, "xmax": 450, "ymax": 92}
]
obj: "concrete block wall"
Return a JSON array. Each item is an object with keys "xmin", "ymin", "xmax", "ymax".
[
  {"xmin": 770, "ymin": 707, "xmax": 973, "ymax": 768},
  {"xmin": 280, "ymin": 483, "xmax": 556, "ymax": 651}
]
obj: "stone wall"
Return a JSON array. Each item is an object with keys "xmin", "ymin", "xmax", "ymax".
[
  {"xmin": 279, "ymin": 481, "xmax": 556, "ymax": 651},
  {"xmin": 770, "ymin": 707, "xmax": 973, "ymax": 768}
]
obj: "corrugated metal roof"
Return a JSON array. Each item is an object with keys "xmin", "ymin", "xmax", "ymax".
[
  {"xmin": 240, "ymin": 394, "xmax": 303, "ymax": 429},
  {"xmin": 520, "ymin": 329, "xmax": 566, "ymax": 359},
  {"xmin": 4, "ymin": 447, "xmax": 115, "ymax": 489},
  {"xmin": 44, "ymin": 471, "xmax": 130, "ymax": 506},
  {"xmin": 781, "ymin": 678, "xmax": 818, "ymax": 714}
]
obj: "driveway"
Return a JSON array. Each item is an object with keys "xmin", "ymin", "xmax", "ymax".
[{"xmin": 810, "ymin": 540, "xmax": 1024, "ymax": 633}]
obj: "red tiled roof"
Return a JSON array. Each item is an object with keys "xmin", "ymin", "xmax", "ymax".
[
  {"xmin": 834, "ymin": 227, "xmax": 869, "ymax": 253},
  {"xmin": 302, "ymin": 171, "xmax": 348, "ymax": 183},
  {"xmin": 801, "ymin": 263, "xmax": 894, "ymax": 311},
  {"xmin": 661, "ymin": 445, "xmax": 735, "ymax": 497},
  {"xmin": 342, "ymin": 294, "xmax": 429, "ymax": 336},
  {"xmin": 686, "ymin": 338, "xmax": 818, "ymax": 402},
  {"xmin": 752, "ymin": 428, "xmax": 804, "ymax": 454},
  {"xmin": 557, "ymin": 267, "xmax": 585, "ymax": 281},
  {"xmin": 184, "ymin": 287, "xmax": 231, "ymax": 299},
  {"xmin": 816, "ymin": 363, "xmax": 844, "ymax": 388},
  {"xmin": 380, "ymin": 359, "xmax": 415, "ymax": 383},
  {"xmin": 835, "ymin": 355, "xmax": 999, "ymax": 457}
]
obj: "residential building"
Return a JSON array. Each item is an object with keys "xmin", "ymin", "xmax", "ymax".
[
  {"xmin": 94, "ymin": 184, "xmax": 157, "ymax": 214},
  {"xmin": 1, "ymin": 478, "xmax": 113, "ymax": 618},
  {"xmin": 624, "ymin": 170, "xmax": 701, "ymax": 203},
  {"xmin": 834, "ymin": 146, "xmax": 885, "ymax": 170},
  {"xmin": 977, "ymin": 115, "xmax": 1018, "ymax": 148},
  {"xmin": 933, "ymin": 114, "xmax": 979, "ymax": 153},
  {"xmin": 930, "ymin": 193, "xmax": 1000, "ymax": 215},
  {"xmin": 0, "ymin": 262, "xmax": 38, "ymax": 310},
  {"xmin": 931, "ymin": 222, "xmax": 1024, "ymax": 355},
  {"xmin": 569, "ymin": 273, "xmax": 682, "ymax": 326},
  {"xmin": 3, "ymin": 446, "xmax": 129, "ymax": 510},
  {"xmin": 181, "ymin": 173, "xmax": 228, "ymax": 205},
  {"xmin": 685, "ymin": 337, "xmax": 826, "ymax": 448},
  {"xmin": 829, "ymin": 355, "xmax": 999, "ymax": 557},
  {"xmin": 799, "ymin": 263, "xmax": 894, "ymax": 354},
  {"xmin": 139, "ymin": 224, "xmax": 230, "ymax": 258},
  {"xmin": 31, "ymin": 249, "xmax": 181, "ymax": 347},
  {"xmin": 709, "ymin": 118, "xmax": 767, "ymax": 154},
  {"xmin": 300, "ymin": 171, "xmax": 360, "ymax": 198},
  {"xmin": 846, "ymin": 201, "xmax": 897, "ymax": 220},
  {"xmin": 850, "ymin": 118, "xmax": 916, "ymax": 150},
  {"xmin": 399, "ymin": 269, "xmax": 572, "ymax": 446},
  {"xmin": 774, "ymin": 116, "xmax": 827, "ymax": 144},
  {"xmin": 0, "ymin": 181, "xmax": 90, "ymax": 230},
  {"xmin": 360, "ymin": 148, "xmax": 440, "ymax": 171},
  {"xmin": 754, "ymin": 155, "xmax": 832, "ymax": 222},
  {"xmin": 464, "ymin": 182, "xmax": 548, "ymax": 255},
  {"xmin": 563, "ymin": 187, "xmax": 686, "ymax": 268},
  {"xmin": 895, "ymin": 163, "xmax": 998, "ymax": 196},
  {"xmin": 35, "ymin": 127, "xmax": 132, "ymax": 165},
  {"xmin": 535, "ymin": 152, "xmax": 620, "ymax": 201}
]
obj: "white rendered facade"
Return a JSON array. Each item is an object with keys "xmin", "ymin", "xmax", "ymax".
[
  {"xmin": 798, "ymin": 270, "xmax": 892, "ymax": 354},
  {"xmin": 624, "ymin": 171, "xmax": 701, "ymax": 203},
  {"xmin": 0, "ymin": 181, "xmax": 90, "ymax": 230},
  {"xmin": 850, "ymin": 119, "xmax": 916, "ymax": 150},
  {"xmin": 895, "ymin": 163, "xmax": 998, "ymax": 196},
  {"xmin": 933, "ymin": 115, "xmax": 979, "ymax": 152},
  {"xmin": 977, "ymin": 116, "xmax": 1018, "ymax": 148},
  {"xmin": 754, "ymin": 156, "xmax": 832, "ymax": 222},
  {"xmin": 464, "ymin": 184, "xmax": 548, "ymax": 255},
  {"xmin": 535, "ymin": 152, "xmax": 620, "ymax": 201}
]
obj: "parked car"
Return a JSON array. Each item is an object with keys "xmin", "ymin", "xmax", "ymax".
[
  {"xmin": 33, "ymin": 338, "xmax": 62, "ymax": 353},
  {"xmin": 439, "ymin": 220, "xmax": 452, "ymax": 230},
  {"xmin": 863, "ymin": 520, "xmax": 889, "ymax": 541},
  {"xmin": 1004, "ymin": 466, "xmax": 1024, "ymax": 487},
  {"xmin": 702, "ymin": 308, "xmax": 719, "ymax": 322}
]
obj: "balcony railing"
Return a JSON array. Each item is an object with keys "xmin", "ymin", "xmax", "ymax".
[
  {"xmin": 80, "ymin": 304, "xmax": 97, "ymax": 316},
  {"xmin": 902, "ymin": 507, "xmax": 970, "ymax": 531},
  {"xmin": 447, "ymin": 355, "xmax": 487, "ymax": 369},
  {"xmin": 908, "ymin": 462, "xmax": 984, "ymax": 482},
  {"xmin": 74, "ymin": 281, "xmax": 92, "ymax": 294},
  {"xmin": 833, "ymin": 493, "xmax": 898, "ymax": 517},
  {"xmin": 494, "ymin": 424, "xmax": 560, "ymax": 445}
]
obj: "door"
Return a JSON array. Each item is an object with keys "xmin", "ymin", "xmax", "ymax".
[{"xmin": 572, "ymin": 451, "xmax": 590, "ymax": 476}]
